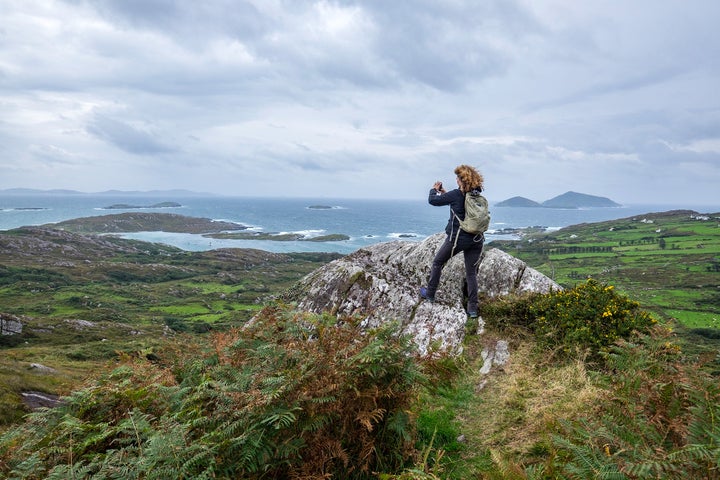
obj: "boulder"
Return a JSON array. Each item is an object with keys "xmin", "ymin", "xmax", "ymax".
[
  {"xmin": 1, "ymin": 313, "xmax": 23, "ymax": 336},
  {"xmin": 21, "ymin": 391, "xmax": 64, "ymax": 410},
  {"xmin": 281, "ymin": 233, "xmax": 560, "ymax": 355}
]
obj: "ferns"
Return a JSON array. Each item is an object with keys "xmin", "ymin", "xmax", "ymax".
[
  {"xmin": 3, "ymin": 289, "xmax": 720, "ymax": 478},
  {"xmin": 549, "ymin": 326, "xmax": 720, "ymax": 479},
  {"xmin": 0, "ymin": 304, "xmax": 425, "ymax": 479}
]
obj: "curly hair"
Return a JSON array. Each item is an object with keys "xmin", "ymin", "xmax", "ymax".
[{"xmin": 454, "ymin": 164, "xmax": 484, "ymax": 192}]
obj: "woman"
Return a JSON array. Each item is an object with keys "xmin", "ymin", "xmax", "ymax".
[{"xmin": 420, "ymin": 164, "xmax": 485, "ymax": 318}]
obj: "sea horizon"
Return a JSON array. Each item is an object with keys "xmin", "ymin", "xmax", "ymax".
[
  {"xmin": 1, "ymin": 192, "xmax": 719, "ymax": 254},
  {"xmin": 2, "ymin": 187, "xmax": 720, "ymax": 209}
]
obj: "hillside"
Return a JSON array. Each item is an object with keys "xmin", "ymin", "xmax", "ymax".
[{"xmin": 0, "ymin": 225, "xmax": 340, "ymax": 423}]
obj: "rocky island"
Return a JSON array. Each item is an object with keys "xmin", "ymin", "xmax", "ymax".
[
  {"xmin": 47, "ymin": 212, "xmax": 247, "ymax": 234},
  {"xmin": 44, "ymin": 212, "xmax": 350, "ymax": 242},
  {"xmin": 542, "ymin": 191, "xmax": 621, "ymax": 208},
  {"xmin": 101, "ymin": 201, "xmax": 182, "ymax": 209},
  {"xmin": 206, "ymin": 231, "xmax": 350, "ymax": 242}
]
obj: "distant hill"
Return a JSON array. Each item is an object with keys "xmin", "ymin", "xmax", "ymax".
[
  {"xmin": 542, "ymin": 191, "xmax": 621, "ymax": 208},
  {"xmin": 0, "ymin": 188, "xmax": 213, "ymax": 197},
  {"xmin": 495, "ymin": 196, "xmax": 542, "ymax": 207},
  {"xmin": 495, "ymin": 192, "xmax": 621, "ymax": 208},
  {"xmin": 0, "ymin": 188, "xmax": 83, "ymax": 195}
]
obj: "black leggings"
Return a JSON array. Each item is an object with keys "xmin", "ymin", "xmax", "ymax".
[{"xmin": 426, "ymin": 232, "xmax": 484, "ymax": 312}]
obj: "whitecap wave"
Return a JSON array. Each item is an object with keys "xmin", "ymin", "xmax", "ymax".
[
  {"xmin": 277, "ymin": 229, "xmax": 326, "ymax": 237},
  {"xmin": 212, "ymin": 218, "xmax": 258, "ymax": 230}
]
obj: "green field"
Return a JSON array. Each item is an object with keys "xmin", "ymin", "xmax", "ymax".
[
  {"xmin": 491, "ymin": 209, "xmax": 720, "ymax": 329},
  {"xmin": 0, "ymin": 227, "xmax": 340, "ymax": 424}
]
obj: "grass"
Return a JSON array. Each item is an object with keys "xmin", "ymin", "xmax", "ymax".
[
  {"xmin": 0, "ymin": 226, "xmax": 339, "ymax": 425},
  {"xmin": 465, "ymin": 337, "xmax": 602, "ymax": 448},
  {"xmin": 491, "ymin": 210, "xmax": 720, "ymax": 329},
  {"xmin": 665, "ymin": 309, "xmax": 720, "ymax": 329},
  {"xmin": 407, "ymin": 324, "xmax": 610, "ymax": 479}
]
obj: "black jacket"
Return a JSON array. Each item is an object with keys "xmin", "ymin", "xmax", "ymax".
[{"xmin": 428, "ymin": 188, "xmax": 481, "ymax": 236}]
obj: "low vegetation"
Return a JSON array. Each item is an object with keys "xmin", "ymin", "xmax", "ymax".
[
  {"xmin": 1, "ymin": 211, "xmax": 719, "ymax": 478},
  {"xmin": 48, "ymin": 212, "xmax": 246, "ymax": 234},
  {"xmin": 0, "ymin": 305, "xmax": 429, "ymax": 478},
  {"xmin": 3, "ymin": 277, "xmax": 719, "ymax": 478}
]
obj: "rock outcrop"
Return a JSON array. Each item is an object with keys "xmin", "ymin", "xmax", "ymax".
[
  {"xmin": 1, "ymin": 313, "xmax": 23, "ymax": 335},
  {"xmin": 21, "ymin": 391, "xmax": 63, "ymax": 410},
  {"xmin": 281, "ymin": 233, "xmax": 560, "ymax": 354}
]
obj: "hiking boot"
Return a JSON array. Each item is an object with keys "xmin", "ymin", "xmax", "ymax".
[{"xmin": 419, "ymin": 287, "xmax": 435, "ymax": 302}]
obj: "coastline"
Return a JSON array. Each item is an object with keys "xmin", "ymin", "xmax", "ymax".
[{"xmin": 2, "ymin": 194, "xmax": 719, "ymax": 254}]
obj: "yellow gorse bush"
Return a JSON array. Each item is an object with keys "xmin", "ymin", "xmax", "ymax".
[{"xmin": 530, "ymin": 279, "xmax": 657, "ymax": 359}]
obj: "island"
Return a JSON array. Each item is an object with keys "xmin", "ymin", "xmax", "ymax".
[
  {"xmin": 47, "ymin": 213, "xmax": 248, "ymax": 234},
  {"xmin": 101, "ymin": 202, "xmax": 182, "ymax": 210},
  {"xmin": 542, "ymin": 191, "xmax": 621, "ymax": 208},
  {"xmin": 495, "ymin": 191, "xmax": 621, "ymax": 209},
  {"xmin": 307, "ymin": 205, "xmax": 334, "ymax": 210},
  {"xmin": 205, "ymin": 232, "xmax": 350, "ymax": 242},
  {"xmin": 495, "ymin": 196, "xmax": 542, "ymax": 207},
  {"xmin": 43, "ymin": 212, "xmax": 349, "ymax": 242}
]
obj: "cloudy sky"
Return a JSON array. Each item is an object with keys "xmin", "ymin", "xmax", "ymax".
[{"xmin": 1, "ymin": 0, "xmax": 719, "ymax": 205}]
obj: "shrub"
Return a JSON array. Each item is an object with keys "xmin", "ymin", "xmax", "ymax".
[
  {"xmin": 480, "ymin": 280, "xmax": 657, "ymax": 362},
  {"xmin": 530, "ymin": 279, "xmax": 657, "ymax": 359},
  {"xmin": 478, "ymin": 292, "xmax": 541, "ymax": 331},
  {"xmin": 195, "ymin": 304, "xmax": 425, "ymax": 478}
]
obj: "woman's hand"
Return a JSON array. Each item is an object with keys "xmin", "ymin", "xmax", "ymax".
[{"xmin": 433, "ymin": 181, "xmax": 445, "ymax": 193}]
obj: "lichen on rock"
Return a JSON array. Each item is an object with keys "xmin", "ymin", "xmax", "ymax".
[{"xmin": 281, "ymin": 233, "xmax": 560, "ymax": 355}]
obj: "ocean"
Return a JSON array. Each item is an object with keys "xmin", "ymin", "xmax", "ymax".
[{"xmin": 1, "ymin": 194, "xmax": 718, "ymax": 254}]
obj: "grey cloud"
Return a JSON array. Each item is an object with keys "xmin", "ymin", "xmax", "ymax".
[
  {"xmin": 362, "ymin": 0, "xmax": 537, "ymax": 91},
  {"xmin": 639, "ymin": 140, "xmax": 720, "ymax": 168},
  {"xmin": 86, "ymin": 115, "xmax": 174, "ymax": 155},
  {"xmin": 71, "ymin": 0, "xmax": 534, "ymax": 93},
  {"xmin": 545, "ymin": 107, "xmax": 720, "ymax": 162},
  {"xmin": 526, "ymin": 67, "xmax": 687, "ymax": 112},
  {"xmin": 69, "ymin": 0, "xmax": 267, "ymax": 43},
  {"xmin": 28, "ymin": 144, "xmax": 81, "ymax": 166}
]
